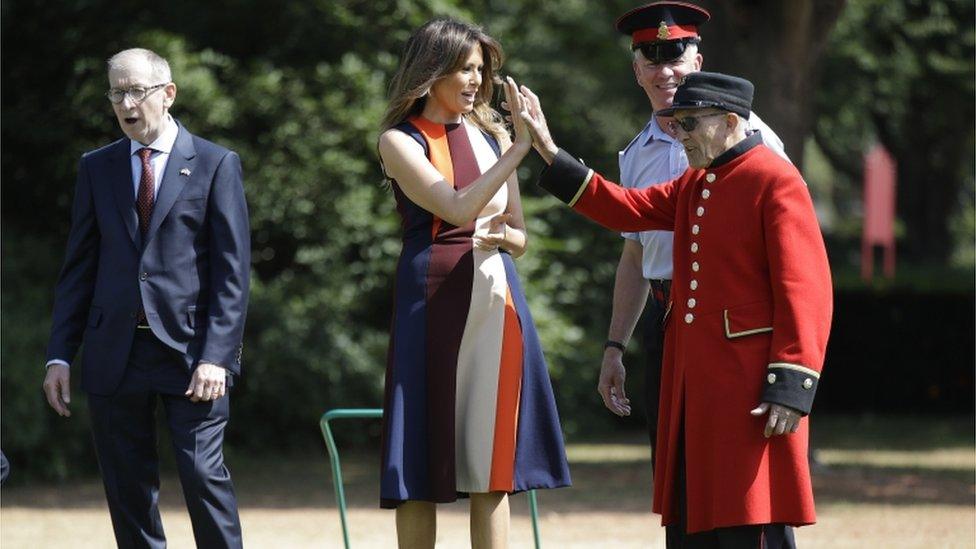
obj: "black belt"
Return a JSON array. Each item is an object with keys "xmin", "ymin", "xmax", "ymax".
[
  {"xmin": 649, "ymin": 279, "xmax": 671, "ymax": 292},
  {"xmin": 650, "ymin": 279, "xmax": 671, "ymax": 299},
  {"xmin": 649, "ymin": 279, "xmax": 671, "ymax": 308}
]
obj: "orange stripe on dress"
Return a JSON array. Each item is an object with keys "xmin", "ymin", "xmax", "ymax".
[
  {"xmin": 410, "ymin": 116, "xmax": 455, "ymax": 239},
  {"xmin": 488, "ymin": 287, "xmax": 523, "ymax": 492}
]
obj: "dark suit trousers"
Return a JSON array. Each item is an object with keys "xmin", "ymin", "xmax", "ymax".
[{"xmin": 88, "ymin": 329, "xmax": 242, "ymax": 549}]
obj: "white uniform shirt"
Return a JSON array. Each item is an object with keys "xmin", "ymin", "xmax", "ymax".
[{"xmin": 618, "ymin": 111, "xmax": 788, "ymax": 280}]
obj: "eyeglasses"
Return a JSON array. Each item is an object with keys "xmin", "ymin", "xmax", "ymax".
[
  {"xmin": 674, "ymin": 112, "xmax": 728, "ymax": 132},
  {"xmin": 105, "ymin": 83, "xmax": 168, "ymax": 104}
]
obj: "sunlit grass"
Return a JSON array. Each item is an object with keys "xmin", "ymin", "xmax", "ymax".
[
  {"xmin": 817, "ymin": 448, "xmax": 975, "ymax": 472},
  {"xmin": 566, "ymin": 443, "xmax": 650, "ymax": 463}
]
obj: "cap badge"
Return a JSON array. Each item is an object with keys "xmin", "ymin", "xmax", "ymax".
[{"xmin": 657, "ymin": 21, "xmax": 670, "ymax": 40}]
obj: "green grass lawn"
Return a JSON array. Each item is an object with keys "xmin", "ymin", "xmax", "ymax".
[{"xmin": 2, "ymin": 414, "xmax": 973, "ymax": 548}]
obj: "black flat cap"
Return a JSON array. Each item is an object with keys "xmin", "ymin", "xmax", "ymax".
[{"xmin": 656, "ymin": 71, "xmax": 753, "ymax": 118}]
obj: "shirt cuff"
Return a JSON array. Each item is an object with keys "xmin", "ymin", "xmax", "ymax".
[{"xmin": 46, "ymin": 359, "xmax": 69, "ymax": 369}]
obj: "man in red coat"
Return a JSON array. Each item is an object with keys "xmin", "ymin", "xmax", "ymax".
[{"xmin": 520, "ymin": 72, "xmax": 832, "ymax": 547}]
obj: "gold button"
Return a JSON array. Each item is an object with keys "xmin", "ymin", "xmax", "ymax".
[
  {"xmin": 803, "ymin": 378, "xmax": 814, "ymax": 390},
  {"xmin": 696, "ymin": 206, "xmax": 705, "ymax": 216},
  {"xmin": 706, "ymin": 173, "xmax": 716, "ymax": 183},
  {"xmin": 692, "ymin": 224, "xmax": 700, "ymax": 235},
  {"xmin": 690, "ymin": 280, "xmax": 698, "ymax": 290},
  {"xmin": 702, "ymin": 189, "xmax": 711, "ymax": 199},
  {"xmin": 687, "ymin": 298, "xmax": 696, "ymax": 308},
  {"xmin": 767, "ymin": 373, "xmax": 777, "ymax": 384},
  {"xmin": 691, "ymin": 243, "xmax": 699, "ymax": 253},
  {"xmin": 692, "ymin": 261, "xmax": 700, "ymax": 272},
  {"xmin": 684, "ymin": 313, "xmax": 694, "ymax": 324}
]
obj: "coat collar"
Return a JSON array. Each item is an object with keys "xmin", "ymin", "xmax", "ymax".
[{"xmin": 708, "ymin": 131, "xmax": 762, "ymax": 169}]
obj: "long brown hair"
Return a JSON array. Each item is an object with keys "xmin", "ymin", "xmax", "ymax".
[{"xmin": 380, "ymin": 18, "xmax": 506, "ymax": 141}]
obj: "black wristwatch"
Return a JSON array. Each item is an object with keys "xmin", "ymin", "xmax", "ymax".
[{"xmin": 604, "ymin": 340, "xmax": 626, "ymax": 352}]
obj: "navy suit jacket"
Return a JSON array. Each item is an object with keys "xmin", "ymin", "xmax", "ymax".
[{"xmin": 46, "ymin": 122, "xmax": 250, "ymax": 395}]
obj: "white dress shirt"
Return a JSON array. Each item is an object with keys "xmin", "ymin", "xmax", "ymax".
[{"xmin": 129, "ymin": 114, "xmax": 179, "ymax": 200}]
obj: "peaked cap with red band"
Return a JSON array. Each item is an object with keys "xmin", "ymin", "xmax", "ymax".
[{"xmin": 616, "ymin": 1, "xmax": 711, "ymax": 48}]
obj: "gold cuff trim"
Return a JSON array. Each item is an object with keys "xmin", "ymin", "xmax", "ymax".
[
  {"xmin": 567, "ymin": 169, "xmax": 594, "ymax": 208},
  {"xmin": 723, "ymin": 309, "xmax": 773, "ymax": 339},
  {"xmin": 768, "ymin": 362, "xmax": 820, "ymax": 379}
]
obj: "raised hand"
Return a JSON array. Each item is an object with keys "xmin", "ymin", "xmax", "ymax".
[
  {"xmin": 517, "ymin": 85, "xmax": 559, "ymax": 164},
  {"xmin": 502, "ymin": 76, "xmax": 531, "ymax": 150}
]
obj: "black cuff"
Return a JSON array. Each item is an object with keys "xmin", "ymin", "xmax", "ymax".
[
  {"xmin": 760, "ymin": 365, "xmax": 819, "ymax": 415},
  {"xmin": 538, "ymin": 149, "xmax": 592, "ymax": 205}
]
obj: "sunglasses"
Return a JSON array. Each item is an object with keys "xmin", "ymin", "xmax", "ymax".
[
  {"xmin": 634, "ymin": 38, "xmax": 699, "ymax": 65},
  {"xmin": 674, "ymin": 112, "xmax": 728, "ymax": 132}
]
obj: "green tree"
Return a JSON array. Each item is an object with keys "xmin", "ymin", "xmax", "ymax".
[{"xmin": 813, "ymin": 0, "xmax": 975, "ymax": 263}]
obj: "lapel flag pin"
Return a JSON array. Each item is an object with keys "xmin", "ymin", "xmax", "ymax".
[{"xmin": 180, "ymin": 168, "xmax": 192, "ymax": 177}]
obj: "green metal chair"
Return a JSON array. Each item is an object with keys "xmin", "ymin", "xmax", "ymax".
[{"xmin": 319, "ymin": 408, "xmax": 542, "ymax": 549}]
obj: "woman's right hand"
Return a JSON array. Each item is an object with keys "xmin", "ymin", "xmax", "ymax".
[{"xmin": 503, "ymin": 76, "xmax": 531, "ymax": 151}]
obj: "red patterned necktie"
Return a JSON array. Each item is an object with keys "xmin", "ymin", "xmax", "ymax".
[{"xmin": 136, "ymin": 147, "xmax": 155, "ymax": 236}]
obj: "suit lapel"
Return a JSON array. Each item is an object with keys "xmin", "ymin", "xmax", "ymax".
[
  {"xmin": 144, "ymin": 123, "xmax": 197, "ymax": 245},
  {"xmin": 109, "ymin": 139, "xmax": 141, "ymax": 249}
]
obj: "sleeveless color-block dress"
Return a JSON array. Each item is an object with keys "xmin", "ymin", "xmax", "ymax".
[{"xmin": 380, "ymin": 116, "xmax": 571, "ymax": 508}]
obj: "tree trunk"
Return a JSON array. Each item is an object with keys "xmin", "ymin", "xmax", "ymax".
[{"xmin": 695, "ymin": 0, "xmax": 846, "ymax": 170}]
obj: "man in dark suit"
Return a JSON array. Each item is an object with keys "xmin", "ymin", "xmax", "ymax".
[{"xmin": 42, "ymin": 48, "xmax": 250, "ymax": 549}]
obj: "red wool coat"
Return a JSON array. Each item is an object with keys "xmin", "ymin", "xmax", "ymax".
[{"xmin": 540, "ymin": 134, "xmax": 833, "ymax": 533}]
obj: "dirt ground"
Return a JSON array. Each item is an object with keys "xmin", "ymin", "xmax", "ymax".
[{"xmin": 2, "ymin": 416, "xmax": 974, "ymax": 548}]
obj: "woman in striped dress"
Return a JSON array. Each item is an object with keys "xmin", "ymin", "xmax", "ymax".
[{"xmin": 377, "ymin": 18, "xmax": 570, "ymax": 549}]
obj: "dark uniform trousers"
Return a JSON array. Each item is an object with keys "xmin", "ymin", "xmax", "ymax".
[
  {"xmin": 643, "ymin": 279, "xmax": 671, "ymax": 469},
  {"xmin": 87, "ymin": 328, "xmax": 243, "ymax": 549}
]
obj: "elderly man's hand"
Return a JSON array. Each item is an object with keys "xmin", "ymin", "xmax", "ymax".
[
  {"xmin": 750, "ymin": 402, "xmax": 802, "ymax": 438},
  {"xmin": 518, "ymin": 85, "xmax": 559, "ymax": 164},
  {"xmin": 185, "ymin": 362, "xmax": 227, "ymax": 402}
]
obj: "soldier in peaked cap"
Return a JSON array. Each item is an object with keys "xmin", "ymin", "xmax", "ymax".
[
  {"xmin": 617, "ymin": 1, "xmax": 710, "ymax": 65},
  {"xmin": 596, "ymin": 0, "xmax": 788, "ymax": 514},
  {"xmin": 516, "ymin": 71, "xmax": 831, "ymax": 548}
]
